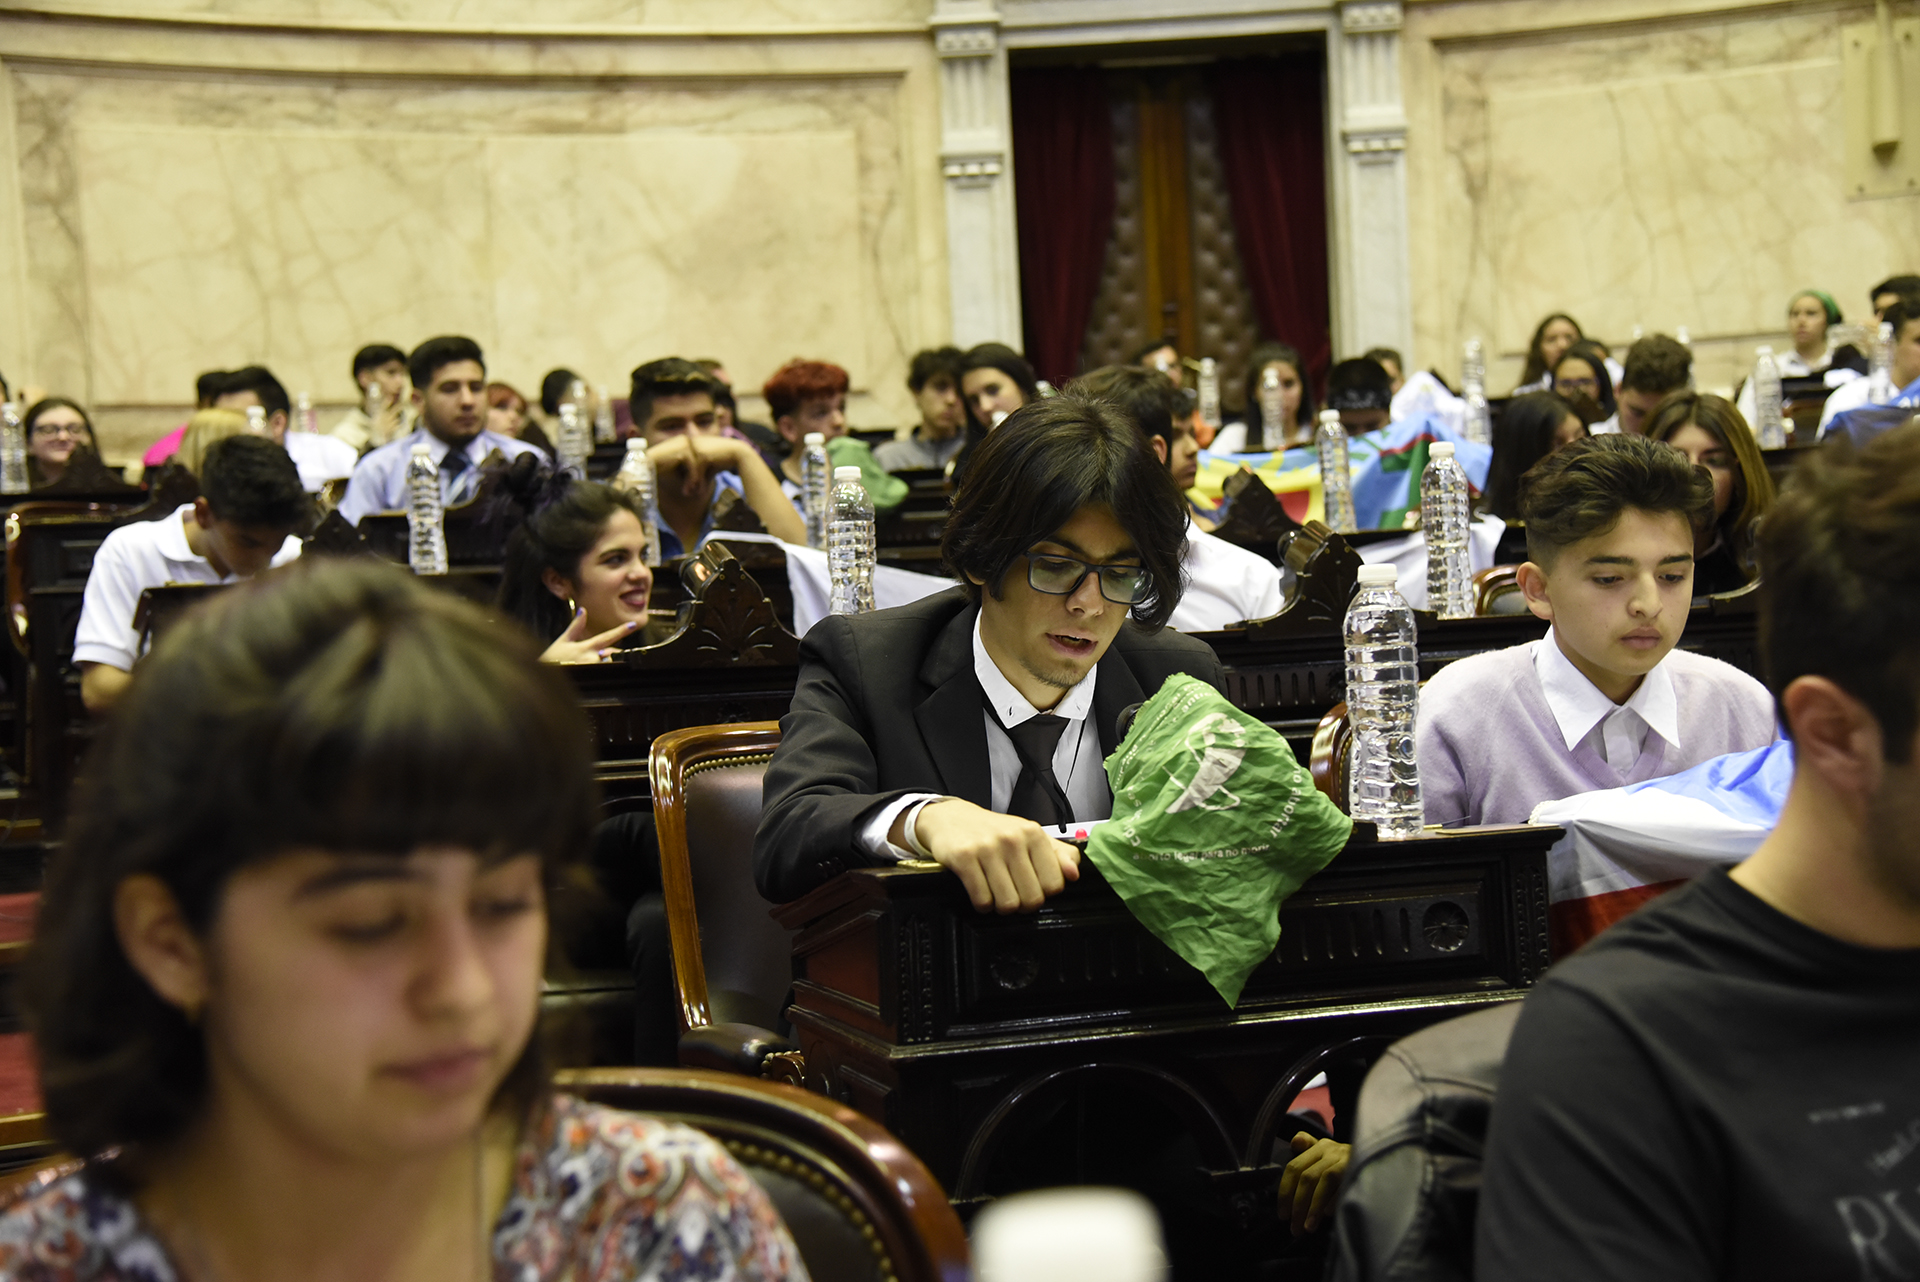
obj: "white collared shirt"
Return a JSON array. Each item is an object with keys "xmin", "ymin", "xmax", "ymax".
[
  {"xmin": 1532, "ymin": 627, "xmax": 1680, "ymax": 769},
  {"xmin": 1168, "ymin": 520, "xmax": 1285, "ymax": 632},
  {"xmin": 73, "ymin": 505, "xmax": 303, "ymax": 672},
  {"xmin": 857, "ymin": 613, "xmax": 1111, "ymax": 859}
]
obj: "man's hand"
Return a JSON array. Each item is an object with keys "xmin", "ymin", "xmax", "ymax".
[
  {"xmin": 902, "ymin": 798, "xmax": 1081, "ymax": 914},
  {"xmin": 644, "ymin": 432, "xmax": 741, "ymax": 500},
  {"xmin": 539, "ymin": 610, "xmax": 637, "ymax": 664},
  {"xmin": 1278, "ymin": 1133, "xmax": 1350, "ymax": 1236}
]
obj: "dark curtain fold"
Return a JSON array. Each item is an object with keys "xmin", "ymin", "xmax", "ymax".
[
  {"xmin": 1011, "ymin": 67, "xmax": 1116, "ymax": 386},
  {"xmin": 1210, "ymin": 55, "xmax": 1332, "ymax": 392}
]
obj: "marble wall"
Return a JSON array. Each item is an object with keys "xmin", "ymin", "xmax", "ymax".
[
  {"xmin": 1402, "ymin": 0, "xmax": 1920, "ymax": 395},
  {"xmin": 0, "ymin": 2, "xmax": 948, "ymax": 462}
]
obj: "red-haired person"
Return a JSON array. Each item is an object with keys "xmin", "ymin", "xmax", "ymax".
[{"xmin": 763, "ymin": 358, "xmax": 851, "ymax": 507}]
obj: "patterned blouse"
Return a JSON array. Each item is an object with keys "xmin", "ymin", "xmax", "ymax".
[{"xmin": 0, "ymin": 1094, "xmax": 810, "ymax": 1281}]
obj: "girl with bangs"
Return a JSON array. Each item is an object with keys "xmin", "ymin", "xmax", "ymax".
[{"xmin": 0, "ymin": 558, "xmax": 806, "ymax": 1281}]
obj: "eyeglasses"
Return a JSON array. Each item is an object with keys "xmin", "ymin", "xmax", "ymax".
[
  {"xmin": 1022, "ymin": 552, "xmax": 1151, "ymax": 605},
  {"xmin": 30, "ymin": 423, "xmax": 86, "ymax": 439}
]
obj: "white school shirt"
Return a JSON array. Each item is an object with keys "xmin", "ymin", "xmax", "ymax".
[
  {"xmin": 857, "ymin": 613, "xmax": 1109, "ymax": 859},
  {"xmin": 1532, "ymin": 627, "xmax": 1680, "ymax": 770},
  {"xmin": 1168, "ymin": 522, "xmax": 1285, "ymax": 631},
  {"xmin": 284, "ymin": 430, "xmax": 359, "ymax": 494},
  {"xmin": 72, "ymin": 505, "xmax": 303, "ymax": 672}
]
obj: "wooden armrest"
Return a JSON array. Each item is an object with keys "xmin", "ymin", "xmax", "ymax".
[{"xmin": 676, "ymin": 1022, "xmax": 796, "ymax": 1076}]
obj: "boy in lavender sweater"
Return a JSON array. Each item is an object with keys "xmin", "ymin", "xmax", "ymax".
[{"xmin": 1416, "ymin": 433, "xmax": 1777, "ymax": 827}]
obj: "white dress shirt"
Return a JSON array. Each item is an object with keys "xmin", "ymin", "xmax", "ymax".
[
  {"xmin": 283, "ymin": 430, "xmax": 359, "ymax": 494},
  {"xmin": 1532, "ymin": 628, "xmax": 1680, "ymax": 770},
  {"xmin": 1358, "ymin": 514, "xmax": 1507, "ymax": 611},
  {"xmin": 1169, "ymin": 522, "xmax": 1285, "ymax": 631},
  {"xmin": 336, "ymin": 427, "xmax": 542, "ymax": 525},
  {"xmin": 857, "ymin": 613, "xmax": 1109, "ymax": 859}
]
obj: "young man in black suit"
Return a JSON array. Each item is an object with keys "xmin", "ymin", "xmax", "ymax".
[{"xmin": 755, "ymin": 395, "xmax": 1224, "ymax": 910}]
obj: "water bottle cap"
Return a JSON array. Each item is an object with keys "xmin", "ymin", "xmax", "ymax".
[
  {"xmin": 1429, "ymin": 441, "xmax": 1455, "ymax": 458},
  {"xmin": 1358, "ymin": 565, "xmax": 1400, "ymax": 586},
  {"xmin": 626, "ymin": 437, "xmax": 646, "ymax": 451},
  {"xmin": 411, "ymin": 443, "xmax": 431, "ymax": 455},
  {"xmin": 804, "ymin": 432, "xmax": 825, "ymax": 444},
  {"xmin": 1319, "ymin": 409, "xmax": 1341, "ymax": 425},
  {"xmin": 833, "ymin": 466, "xmax": 862, "ymax": 481},
  {"xmin": 1756, "ymin": 344, "xmax": 1774, "ymax": 358}
]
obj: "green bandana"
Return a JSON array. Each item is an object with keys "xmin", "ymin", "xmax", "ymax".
[{"xmin": 1086, "ymin": 674, "xmax": 1353, "ymax": 1006}]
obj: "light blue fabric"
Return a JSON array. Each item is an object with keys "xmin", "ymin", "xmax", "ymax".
[
  {"xmin": 1614, "ymin": 739, "xmax": 1794, "ymax": 829},
  {"xmin": 655, "ymin": 473, "xmax": 744, "ymax": 560},
  {"xmin": 1199, "ymin": 413, "xmax": 1494, "ymax": 530},
  {"xmin": 337, "ymin": 427, "xmax": 542, "ymax": 525},
  {"xmin": 1824, "ymin": 374, "xmax": 1920, "ymax": 446}
]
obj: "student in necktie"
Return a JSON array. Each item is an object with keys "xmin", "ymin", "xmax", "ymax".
[
  {"xmin": 335, "ymin": 336, "xmax": 543, "ymax": 525},
  {"xmin": 754, "ymin": 394, "xmax": 1224, "ymax": 912}
]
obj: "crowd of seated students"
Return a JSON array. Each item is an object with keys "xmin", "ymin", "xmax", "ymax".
[{"xmin": 18, "ymin": 276, "xmax": 1920, "ymax": 1276}]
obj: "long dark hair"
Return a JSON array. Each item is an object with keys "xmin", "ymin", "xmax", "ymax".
[
  {"xmin": 1645, "ymin": 391, "xmax": 1776, "ymax": 577},
  {"xmin": 1519, "ymin": 313, "xmax": 1584, "ymax": 388},
  {"xmin": 498, "ymin": 479, "xmax": 651, "ymax": 643},
  {"xmin": 1481, "ymin": 391, "xmax": 1583, "ymax": 520},
  {"xmin": 25, "ymin": 559, "xmax": 595, "ymax": 1163},
  {"xmin": 942, "ymin": 394, "xmax": 1188, "ymax": 630},
  {"xmin": 1241, "ymin": 342, "xmax": 1316, "ymax": 441}
]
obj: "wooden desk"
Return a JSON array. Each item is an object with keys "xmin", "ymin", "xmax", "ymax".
[{"xmin": 771, "ymin": 822, "xmax": 1555, "ymax": 1209}]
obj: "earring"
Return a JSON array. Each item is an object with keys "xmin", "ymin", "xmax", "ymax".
[{"xmin": 566, "ymin": 598, "xmax": 578, "ymax": 615}]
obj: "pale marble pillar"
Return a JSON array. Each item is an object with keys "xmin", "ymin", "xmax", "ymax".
[
  {"xmin": 1330, "ymin": 0, "xmax": 1413, "ymax": 364},
  {"xmin": 932, "ymin": 0, "xmax": 1023, "ymax": 349}
]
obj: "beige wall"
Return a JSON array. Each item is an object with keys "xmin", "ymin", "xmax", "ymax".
[
  {"xmin": 1403, "ymin": 0, "xmax": 1920, "ymax": 397},
  {"xmin": 0, "ymin": 2, "xmax": 950, "ymax": 463}
]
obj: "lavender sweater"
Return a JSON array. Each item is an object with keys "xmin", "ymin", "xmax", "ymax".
[{"xmin": 1415, "ymin": 642, "xmax": 1779, "ymax": 827}]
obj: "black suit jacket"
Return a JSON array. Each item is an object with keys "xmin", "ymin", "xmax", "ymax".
[{"xmin": 754, "ymin": 587, "xmax": 1225, "ymax": 903}]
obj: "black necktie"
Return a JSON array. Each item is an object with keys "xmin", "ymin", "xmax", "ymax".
[
  {"xmin": 1000, "ymin": 712, "xmax": 1071, "ymax": 826},
  {"xmin": 440, "ymin": 448, "xmax": 473, "ymax": 504}
]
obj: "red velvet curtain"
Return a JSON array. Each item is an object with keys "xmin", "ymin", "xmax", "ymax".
[
  {"xmin": 1011, "ymin": 67, "xmax": 1116, "ymax": 386},
  {"xmin": 1210, "ymin": 55, "xmax": 1332, "ymax": 391}
]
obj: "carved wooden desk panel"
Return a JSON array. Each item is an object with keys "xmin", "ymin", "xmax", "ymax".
[{"xmin": 770, "ymin": 823, "xmax": 1556, "ymax": 1202}]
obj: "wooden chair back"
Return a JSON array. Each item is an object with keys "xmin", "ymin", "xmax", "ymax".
[
  {"xmin": 1310, "ymin": 700, "xmax": 1354, "ymax": 809},
  {"xmin": 558, "ymin": 1067, "xmax": 969, "ymax": 1282},
  {"xmin": 1472, "ymin": 565, "xmax": 1525, "ymax": 616},
  {"xmin": 649, "ymin": 722, "xmax": 791, "ymax": 1036}
]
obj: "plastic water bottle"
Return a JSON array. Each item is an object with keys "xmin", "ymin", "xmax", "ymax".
[
  {"xmin": 406, "ymin": 444, "xmax": 448, "ymax": 576},
  {"xmin": 0, "ymin": 403, "xmax": 27, "ymax": 494},
  {"xmin": 1259, "ymin": 366, "xmax": 1287, "ymax": 452},
  {"xmin": 363, "ymin": 381, "xmax": 385, "ymax": 443},
  {"xmin": 827, "ymin": 464, "xmax": 875, "ymax": 615},
  {"xmin": 1462, "ymin": 338, "xmax": 1491, "ymax": 445},
  {"xmin": 245, "ymin": 405, "xmax": 269, "ymax": 437},
  {"xmin": 1316, "ymin": 410, "xmax": 1357, "ymax": 533},
  {"xmin": 990, "ymin": 409, "xmax": 1010, "ymax": 429},
  {"xmin": 1197, "ymin": 357, "xmax": 1222, "ymax": 437},
  {"xmin": 1870, "ymin": 320, "xmax": 1896, "ymax": 403},
  {"xmin": 1345, "ymin": 563, "xmax": 1424, "ymax": 839},
  {"xmin": 1751, "ymin": 346, "xmax": 1785, "ymax": 448},
  {"xmin": 1676, "ymin": 326, "xmax": 1691, "ymax": 348},
  {"xmin": 555, "ymin": 403, "xmax": 590, "ymax": 474},
  {"xmin": 800, "ymin": 431, "xmax": 830, "ymax": 550},
  {"xmin": 1631, "ymin": 325, "xmax": 1644, "ymax": 342},
  {"xmin": 616, "ymin": 438, "xmax": 662, "ymax": 567},
  {"xmin": 1036, "ymin": 380, "xmax": 1057, "ymax": 399},
  {"xmin": 295, "ymin": 391, "xmax": 317, "ymax": 434},
  {"xmin": 593, "ymin": 384, "xmax": 616, "ymax": 444},
  {"xmin": 1422, "ymin": 442, "xmax": 1473, "ymax": 619}
]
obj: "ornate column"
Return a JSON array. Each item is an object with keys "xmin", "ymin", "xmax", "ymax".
[
  {"xmin": 931, "ymin": 0, "xmax": 1022, "ymax": 348},
  {"xmin": 1331, "ymin": 1, "xmax": 1412, "ymax": 362}
]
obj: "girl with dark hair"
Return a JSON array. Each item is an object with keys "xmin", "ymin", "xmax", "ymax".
[
  {"xmin": 950, "ymin": 342, "xmax": 1040, "ymax": 483},
  {"xmin": 3, "ymin": 558, "xmax": 805, "ymax": 1279},
  {"xmin": 1480, "ymin": 391, "xmax": 1588, "ymax": 522},
  {"xmin": 1515, "ymin": 313, "xmax": 1584, "ymax": 393},
  {"xmin": 497, "ymin": 478, "xmax": 669, "ymax": 664},
  {"xmin": 1645, "ymin": 391, "xmax": 1776, "ymax": 595},
  {"xmin": 1554, "ymin": 340, "xmax": 1619, "ymax": 431},
  {"xmin": 1212, "ymin": 342, "xmax": 1316, "ymax": 454},
  {"xmin": 1734, "ymin": 289, "xmax": 1869, "ymax": 426},
  {"xmin": 23, "ymin": 396, "xmax": 102, "ymax": 487}
]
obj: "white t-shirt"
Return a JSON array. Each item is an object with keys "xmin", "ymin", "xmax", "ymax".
[
  {"xmin": 1817, "ymin": 375, "xmax": 1878, "ymax": 432},
  {"xmin": 1358, "ymin": 514, "xmax": 1508, "ymax": 611},
  {"xmin": 1169, "ymin": 524, "xmax": 1285, "ymax": 631},
  {"xmin": 72, "ymin": 505, "xmax": 303, "ymax": 672},
  {"xmin": 285, "ymin": 430, "xmax": 359, "ymax": 493}
]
